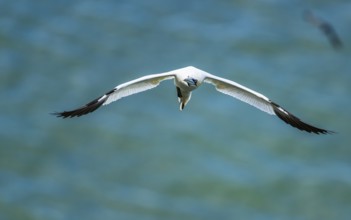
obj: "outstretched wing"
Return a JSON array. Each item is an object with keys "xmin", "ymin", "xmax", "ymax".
[
  {"xmin": 204, "ymin": 73, "xmax": 331, "ymax": 134},
  {"xmin": 204, "ymin": 74, "xmax": 274, "ymax": 114},
  {"xmin": 54, "ymin": 72, "xmax": 175, "ymax": 118}
]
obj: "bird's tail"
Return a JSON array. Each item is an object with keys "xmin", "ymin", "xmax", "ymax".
[
  {"xmin": 178, "ymin": 94, "xmax": 191, "ymax": 111},
  {"xmin": 179, "ymin": 101, "xmax": 185, "ymax": 111},
  {"xmin": 176, "ymin": 87, "xmax": 191, "ymax": 111}
]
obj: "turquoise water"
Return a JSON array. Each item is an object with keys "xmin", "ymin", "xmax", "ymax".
[{"xmin": 1, "ymin": 0, "xmax": 351, "ymax": 219}]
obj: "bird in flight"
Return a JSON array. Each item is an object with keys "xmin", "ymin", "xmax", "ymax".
[
  {"xmin": 54, "ymin": 66, "xmax": 332, "ymax": 134},
  {"xmin": 303, "ymin": 10, "xmax": 343, "ymax": 50}
]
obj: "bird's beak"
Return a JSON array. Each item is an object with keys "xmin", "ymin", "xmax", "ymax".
[{"xmin": 184, "ymin": 78, "xmax": 198, "ymax": 86}]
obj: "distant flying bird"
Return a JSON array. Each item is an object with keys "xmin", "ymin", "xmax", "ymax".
[
  {"xmin": 303, "ymin": 10, "xmax": 343, "ymax": 49},
  {"xmin": 54, "ymin": 66, "xmax": 332, "ymax": 134}
]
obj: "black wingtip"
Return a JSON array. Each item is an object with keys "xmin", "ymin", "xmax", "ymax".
[
  {"xmin": 53, "ymin": 95, "xmax": 108, "ymax": 118},
  {"xmin": 271, "ymin": 102, "xmax": 334, "ymax": 135}
]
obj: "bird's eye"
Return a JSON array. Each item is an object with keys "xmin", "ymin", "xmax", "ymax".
[{"xmin": 193, "ymin": 79, "xmax": 198, "ymax": 85}]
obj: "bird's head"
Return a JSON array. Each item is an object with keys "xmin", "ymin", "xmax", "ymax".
[{"xmin": 184, "ymin": 77, "xmax": 198, "ymax": 87}]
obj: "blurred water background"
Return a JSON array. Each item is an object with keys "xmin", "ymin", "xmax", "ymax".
[{"xmin": 1, "ymin": 0, "xmax": 351, "ymax": 219}]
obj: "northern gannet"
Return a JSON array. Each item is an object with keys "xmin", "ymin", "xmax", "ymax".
[{"xmin": 54, "ymin": 66, "xmax": 332, "ymax": 134}]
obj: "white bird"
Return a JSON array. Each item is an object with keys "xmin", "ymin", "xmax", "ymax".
[{"xmin": 54, "ymin": 66, "xmax": 332, "ymax": 134}]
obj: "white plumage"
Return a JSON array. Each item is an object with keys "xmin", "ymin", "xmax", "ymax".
[{"xmin": 55, "ymin": 66, "xmax": 332, "ymax": 134}]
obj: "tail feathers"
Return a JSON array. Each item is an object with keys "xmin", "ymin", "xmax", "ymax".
[
  {"xmin": 179, "ymin": 102, "xmax": 185, "ymax": 111},
  {"xmin": 177, "ymin": 93, "xmax": 191, "ymax": 111}
]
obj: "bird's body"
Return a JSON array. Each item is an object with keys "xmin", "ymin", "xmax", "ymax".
[{"xmin": 55, "ymin": 66, "xmax": 332, "ymax": 134}]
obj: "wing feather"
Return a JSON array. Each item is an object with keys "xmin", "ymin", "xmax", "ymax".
[
  {"xmin": 104, "ymin": 73, "xmax": 174, "ymax": 105},
  {"xmin": 55, "ymin": 72, "xmax": 174, "ymax": 118},
  {"xmin": 203, "ymin": 72, "xmax": 332, "ymax": 134},
  {"xmin": 204, "ymin": 74, "xmax": 275, "ymax": 114}
]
